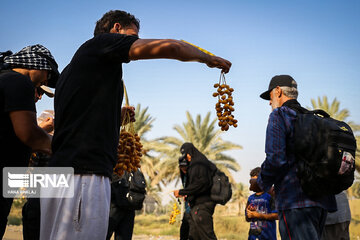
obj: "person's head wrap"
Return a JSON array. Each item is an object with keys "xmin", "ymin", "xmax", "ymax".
[
  {"xmin": 178, "ymin": 155, "xmax": 188, "ymax": 167},
  {"xmin": 179, "ymin": 142, "xmax": 209, "ymax": 165},
  {"xmin": 3, "ymin": 44, "xmax": 59, "ymax": 88}
]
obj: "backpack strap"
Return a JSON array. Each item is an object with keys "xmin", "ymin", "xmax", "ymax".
[
  {"xmin": 290, "ymin": 106, "xmax": 330, "ymax": 118},
  {"xmin": 310, "ymin": 109, "xmax": 330, "ymax": 118},
  {"xmin": 284, "ymin": 102, "xmax": 308, "ymax": 114},
  {"xmin": 283, "ymin": 99, "xmax": 330, "ymax": 118}
]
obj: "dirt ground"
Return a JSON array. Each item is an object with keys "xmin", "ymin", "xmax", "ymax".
[
  {"xmin": 3, "ymin": 225, "xmax": 177, "ymax": 240},
  {"xmin": 3, "ymin": 225, "xmax": 21, "ymax": 240}
]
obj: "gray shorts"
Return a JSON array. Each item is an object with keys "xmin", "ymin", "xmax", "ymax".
[{"xmin": 40, "ymin": 174, "xmax": 111, "ymax": 240}]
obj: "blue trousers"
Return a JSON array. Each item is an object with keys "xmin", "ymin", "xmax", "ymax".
[{"xmin": 279, "ymin": 207, "xmax": 327, "ymax": 240}]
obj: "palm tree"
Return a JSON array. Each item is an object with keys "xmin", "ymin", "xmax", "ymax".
[
  {"xmin": 131, "ymin": 103, "xmax": 160, "ymax": 181},
  {"xmin": 152, "ymin": 111, "xmax": 242, "ymax": 186},
  {"xmin": 142, "ymin": 176, "xmax": 162, "ymax": 214},
  {"xmin": 231, "ymin": 182, "xmax": 249, "ymax": 215},
  {"xmin": 310, "ymin": 96, "xmax": 360, "ymax": 132},
  {"xmin": 127, "ymin": 105, "xmax": 165, "ymax": 210}
]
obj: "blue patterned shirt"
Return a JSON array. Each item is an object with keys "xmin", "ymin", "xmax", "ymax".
[
  {"xmin": 257, "ymin": 100, "xmax": 336, "ymax": 211},
  {"xmin": 246, "ymin": 193, "xmax": 277, "ymax": 240}
]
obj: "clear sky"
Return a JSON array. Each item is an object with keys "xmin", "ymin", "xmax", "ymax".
[{"xmin": 1, "ymin": 0, "xmax": 360, "ymax": 185}]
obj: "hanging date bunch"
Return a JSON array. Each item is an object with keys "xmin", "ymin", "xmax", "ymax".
[
  {"xmin": 169, "ymin": 202, "xmax": 181, "ymax": 224},
  {"xmin": 178, "ymin": 40, "xmax": 237, "ymax": 131},
  {"xmin": 114, "ymin": 84, "xmax": 143, "ymax": 176},
  {"xmin": 213, "ymin": 72, "xmax": 238, "ymax": 131}
]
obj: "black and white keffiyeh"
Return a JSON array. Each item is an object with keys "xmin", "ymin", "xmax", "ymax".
[
  {"xmin": 4, "ymin": 44, "xmax": 54, "ymax": 71},
  {"xmin": 3, "ymin": 44, "xmax": 59, "ymax": 87}
]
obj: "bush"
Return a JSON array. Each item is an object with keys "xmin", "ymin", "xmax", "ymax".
[
  {"xmin": 7, "ymin": 215, "xmax": 22, "ymax": 226},
  {"xmin": 133, "ymin": 214, "xmax": 180, "ymax": 236},
  {"xmin": 7, "ymin": 198, "xmax": 25, "ymax": 226}
]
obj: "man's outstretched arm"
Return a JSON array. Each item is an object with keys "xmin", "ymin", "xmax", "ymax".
[{"xmin": 129, "ymin": 39, "xmax": 231, "ymax": 73}]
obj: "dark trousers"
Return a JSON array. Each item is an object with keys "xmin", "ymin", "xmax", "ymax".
[
  {"xmin": 321, "ymin": 221, "xmax": 350, "ymax": 240},
  {"xmin": 0, "ymin": 196, "xmax": 13, "ymax": 238},
  {"xmin": 180, "ymin": 212, "xmax": 192, "ymax": 240},
  {"xmin": 22, "ymin": 198, "xmax": 41, "ymax": 240},
  {"xmin": 106, "ymin": 203, "xmax": 135, "ymax": 240},
  {"xmin": 189, "ymin": 201, "xmax": 217, "ymax": 240},
  {"xmin": 279, "ymin": 207, "xmax": 327, "ymax": 240}
]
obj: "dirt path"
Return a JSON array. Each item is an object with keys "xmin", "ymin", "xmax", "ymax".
[
  {"xmin": 4, "ymin": 225, "xmax": 177, "ymax": 240},
  {"xmin": 3, "ymin": 225, "xmax": 22, "ymax": 240}
]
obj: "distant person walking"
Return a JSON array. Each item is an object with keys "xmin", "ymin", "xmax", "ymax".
[{"xmin": 174, "ymin": 143, "xmax": 217, "ymax": 240}]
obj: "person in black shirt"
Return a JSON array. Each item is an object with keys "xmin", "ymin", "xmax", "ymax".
[
  {"xmin": 0, "ymin": 45, "xmax": 58, "ymax": 238},
  {"xmin": 41, "ymin": 10, "xmax": 231, "ymax": 240},
  {"xmin": 174, "ymin": 143, "xmax": 217, "ymax": 240}
]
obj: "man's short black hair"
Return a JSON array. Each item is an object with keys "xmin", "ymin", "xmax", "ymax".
[
  {"xmin": 250, "ymin": 167, "xmax": 261, "ymax": 177},
  {"xmin": 94, "ymin": 10, "xmax": 140, "ymax": 36}
]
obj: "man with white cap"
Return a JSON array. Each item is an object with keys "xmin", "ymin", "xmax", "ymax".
[{"xmin": 0, "ymin": 45, "xmax": 59, "ymax": 238}]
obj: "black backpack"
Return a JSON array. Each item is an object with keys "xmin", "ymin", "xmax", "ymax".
[
  {"xmin": 111, "ymin": 169, "xmax": 146, "ymax": 210},
  {"xmin": 209, "ymin": 164, "xmax": 232, "ymax": 205},
  {"xmin": 127, "ymin": 169, "xmax": 147, "ymax": 210},
  {"xmin": 290, "ymin": 106, "xmax": 356, "ymax": 198}
]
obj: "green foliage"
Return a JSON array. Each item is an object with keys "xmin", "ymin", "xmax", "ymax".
[
  {"xmin": 133, "ymin": 214, "xmax": 180, "ymax": 236},
  {"xmin": 11, "ymin": 198, "xmax": 26, "ymax": 208},
  {"xmin": 132, "ymin": 104, "xmax": 159, "ymax": 182},
  {"xmin": 7, "ymin": 216, "xmax": 22, "ymax": 226},
  {"xmin": 144, "ymin": 177, "xmax": 162, "ymax": 205},
  {"xmin": 131, "ymin": 106, "xmax": 242, "ymax": 196},
  {"xmin": 232, "ymin": 182, "xmax": 248, "ymax": 201},
  {"xmin": 310, "ymin": 96, "xmax": 348, "ymax": 121},
  {"xmin": 153, "ymin": 111, "xmax": 242, "ymax": 186},
  {"xmin": 133, "ymin": 103, "xmax": 155, "ymax": 137},
  {"xmin": 5, "ymin": 200, "xmax": 360, "ymax": 239},
  {"xmin": 7, "ymin": 198, "xmax": 25, "ymax": 226}
]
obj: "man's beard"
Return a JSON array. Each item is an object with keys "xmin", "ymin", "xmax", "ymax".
[{"xmin": 271, "ymin": 100, "xmax": 280, "ymax": 111}]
